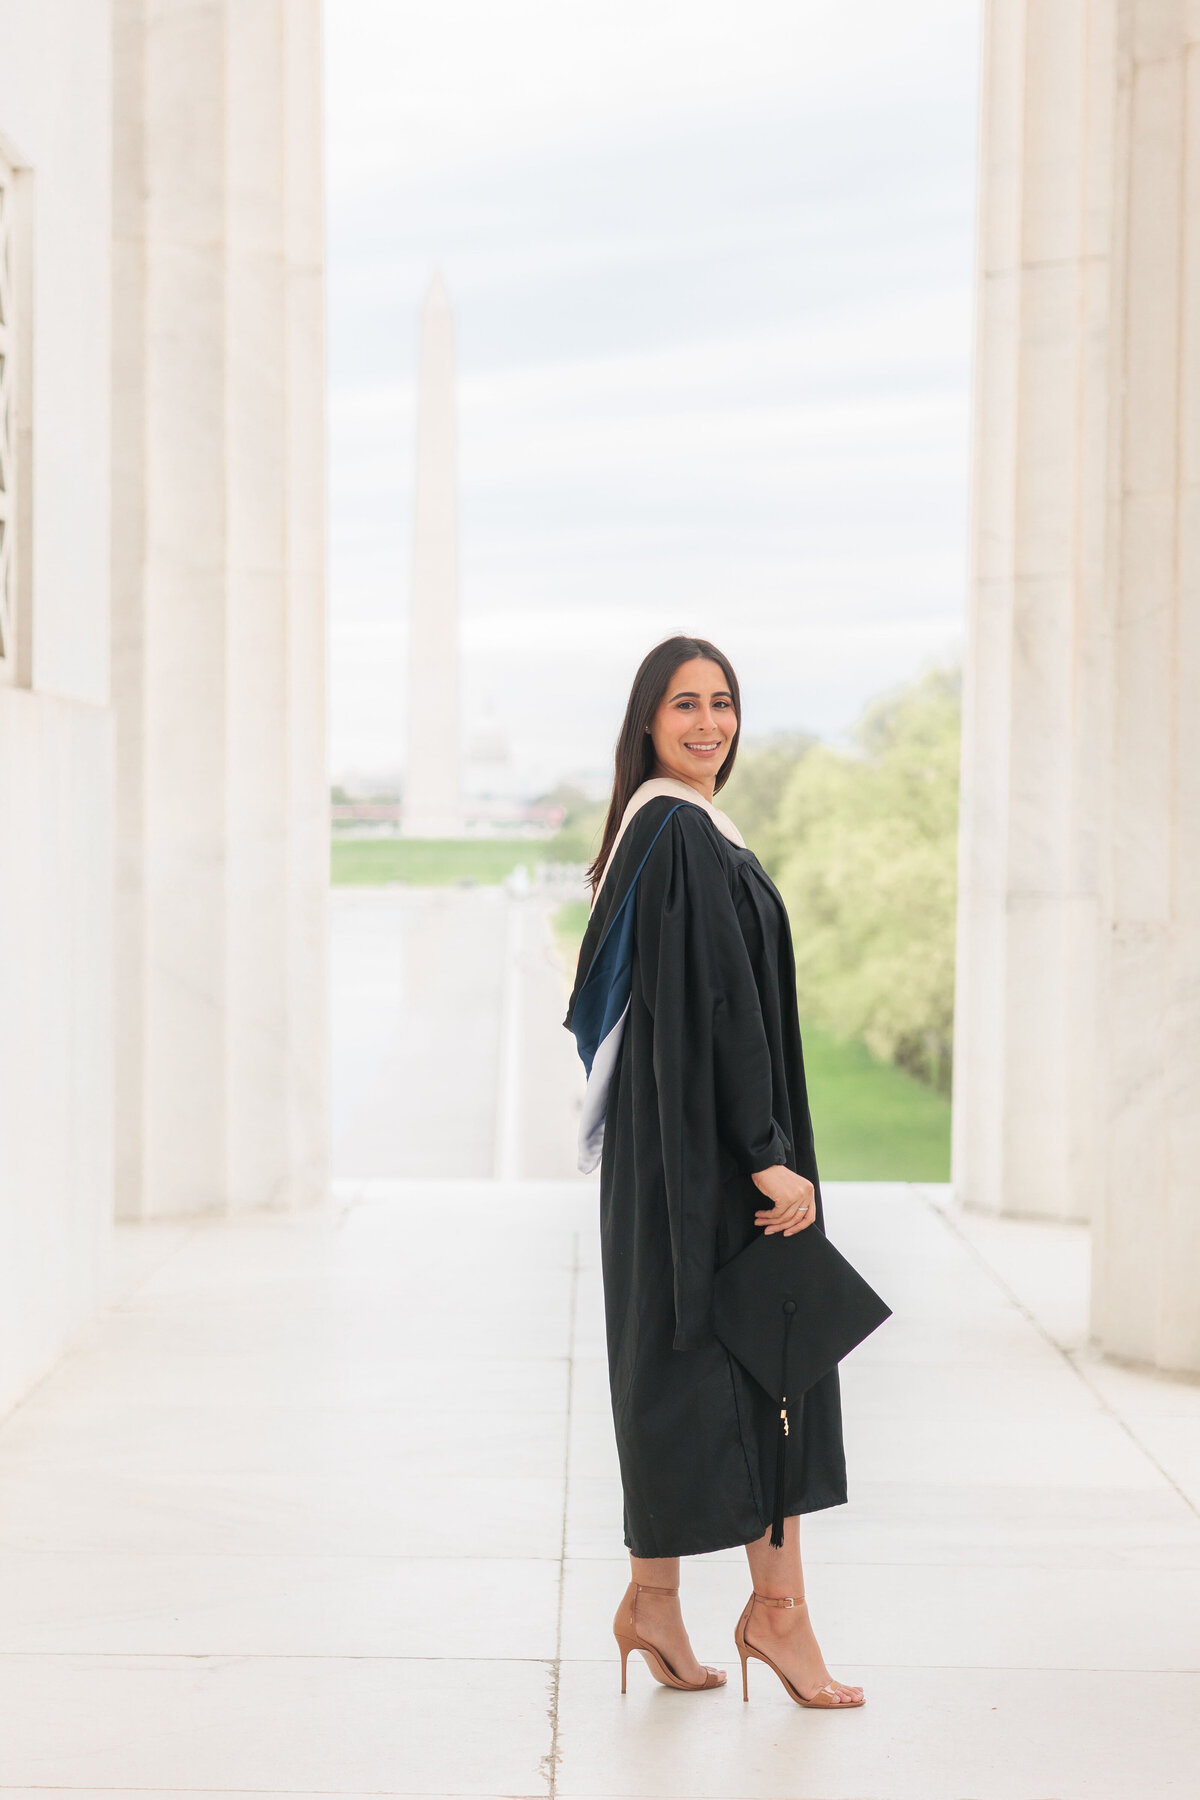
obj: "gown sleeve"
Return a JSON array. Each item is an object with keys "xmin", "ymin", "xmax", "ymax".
[{"xmin": 634, "ymin": 805, "xmax": 792, "ymax": 1349}]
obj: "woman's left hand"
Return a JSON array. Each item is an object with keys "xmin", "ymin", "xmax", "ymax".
[{"xmin": 751, "ymin": 1164, "xmax": 816, "ymax": 1235}]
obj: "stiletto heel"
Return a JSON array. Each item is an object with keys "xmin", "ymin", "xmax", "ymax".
[
  {"xmin": 612, "ymin": 1582, "xmax": 725, "ymax": 1692},
  {"xmin": 734, "ymin": 1592, "xmax": 864, "ymax": 1709}
]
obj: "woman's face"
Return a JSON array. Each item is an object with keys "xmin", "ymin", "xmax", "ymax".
[{"xmin": 647, "ymin": 657, "xmax": 737, "ymax": 795}]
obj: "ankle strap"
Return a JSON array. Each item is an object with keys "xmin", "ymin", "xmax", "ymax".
[
  {"xmin": 634, "ymin": 1582, "xmax": 678, "ymax": 1596},
  {"xmin": 752, "ymin": 1591, "xmax": 804, "ymax": 1608}
]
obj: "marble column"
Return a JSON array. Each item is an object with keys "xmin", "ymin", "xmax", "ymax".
[
  {"xmin": 402, "ymin": 274, "xmax": 462, "ymax": 838},
  {"xmin": 0, "ymin": 0, "xmax": 115, "ymax": 1412},
  {"xmin": 111, "ymin": 0, "xmax": 328, "ymax": 1218},
  {"xmin": 1090, "ymin": 1, "xmax": 1200, "ymax": 1372},
  {"xmin": 953, "ymin": 0, "xmax": 1115, "ymax": 1221}
]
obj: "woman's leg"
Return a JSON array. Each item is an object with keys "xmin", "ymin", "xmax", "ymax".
[
  {"xmin": 743, "ymin": 1519, "xmax": 863, "ymax": 1703},
  {"xmin": 624, "ymin": 1555, "xmax": 723, "ymax": 1685}
]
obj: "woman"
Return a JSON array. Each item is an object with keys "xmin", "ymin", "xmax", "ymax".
[{"xmin": 565, "ymin": 636, "xmax": 864, "ymax": 1710}]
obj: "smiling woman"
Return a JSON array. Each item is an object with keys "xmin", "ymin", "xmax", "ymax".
[
  {"xmin": 585, "ymin": 636, "xmax": 742, "ymax": 895},
  {"xmin": 564, "ymin": 635, "xmax": 867, "ymax": 1709},
  {"xmin": 650, "ymin": 662, "xmax": 738, "ymax": 775}
]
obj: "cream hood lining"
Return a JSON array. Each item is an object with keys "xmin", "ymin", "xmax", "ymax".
[{"xmin": 592, "ymin": 777, "xmax": 745, "ymax": 908}]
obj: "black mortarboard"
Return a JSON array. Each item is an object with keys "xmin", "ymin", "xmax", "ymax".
[{"xmin": 712, "ymin": 1225, "xmax": 891, "ymax": 1545}]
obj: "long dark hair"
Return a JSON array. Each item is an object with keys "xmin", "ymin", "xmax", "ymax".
[{"xmin": 586, "ymin": 635, "xmax": 742, "ymax": 894}]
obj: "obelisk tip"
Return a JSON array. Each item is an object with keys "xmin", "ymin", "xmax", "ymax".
[{"xmin": 424, "ymin": 269, "xmax": 452, "ymax": 314}]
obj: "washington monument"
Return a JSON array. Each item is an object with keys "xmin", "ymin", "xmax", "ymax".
[{"xmin": 403, "ymin": 273, "xmax": 462, "ymax": 837}]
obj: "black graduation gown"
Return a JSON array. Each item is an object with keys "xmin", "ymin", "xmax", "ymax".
[{"xmin": 566, "ymin": 795, "xmax": 847, "ymax": 1559}]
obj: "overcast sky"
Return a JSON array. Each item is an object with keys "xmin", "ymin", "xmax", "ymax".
[{"xmin": 325, "ymin": 0, "xmax": 982, "ymax": 793}]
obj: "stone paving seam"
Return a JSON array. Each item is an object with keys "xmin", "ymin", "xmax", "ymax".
[
  {"xmin": 910, "ymin": 1184, "xmax": 1200, "ymax": 1525},
  {"xmin": 541, "ymin": 1227, "xmax": 581, "ymax": 1800},
  {"xmin": 0, "ymin": 1223, "xmax": 205, "ymax": 1453}
]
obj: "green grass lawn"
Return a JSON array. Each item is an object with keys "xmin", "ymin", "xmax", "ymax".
[
  {"xmin": 801, "ymin": 1023, "xmax": 950, "ymax": 1182},
  {"xmin": 550, "ymin": 901, "xmax": 950, "ymax": 1184},
  {"xmin": 329, "ymin": 870, "xmax": 950, "ymax": 1183},
  {"xmin": 332, "ymin": 836, "xmax": 553, "ymax": 886},
  {"xmin": 551, "ymin": 898, "xmax": 591, "ymax": 982}
]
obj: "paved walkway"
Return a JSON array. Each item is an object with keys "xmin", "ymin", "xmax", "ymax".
[
  {"xmin": 331, "ymin": 881, "xmax": 584, "ymax": 1180},
  {"xmin": 0, "ymin": 1176, "xmax": 1197, "ymax": 1797},
  {"xmin": 2, "ymin": 889, "xmax": 1197, "ymax": 1796}
]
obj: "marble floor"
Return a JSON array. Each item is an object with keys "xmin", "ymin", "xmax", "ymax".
[
  {"xmin": 0, "ymin": 1176, "xmax": 1197, "ymax": 1799},
  {"xmin": 3, "ymin": 893, "xmax": 1198, "ymax": 1797}
]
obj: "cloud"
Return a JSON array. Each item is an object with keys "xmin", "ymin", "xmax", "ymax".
[
  {"xmin": 325, "ymin": 0, "xmax": 981, "ymax": 785},
  {"xmin": 326, "ymin": 0, "xmax": 979, "ymax": 195}
]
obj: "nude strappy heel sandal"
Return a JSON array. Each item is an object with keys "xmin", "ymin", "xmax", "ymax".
[
  {"xmin": 734, "ymin": 1592, "xmax": 865, "ymax": 1708},
  {"xmin": 613, "ymin": 1581, "xmax": 726, "ymax": 1693}
]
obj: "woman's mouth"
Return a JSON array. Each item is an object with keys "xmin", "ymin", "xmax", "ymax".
[{"xmin": 683, "ymin": 742, "xmax": 721, "ymax": 755}]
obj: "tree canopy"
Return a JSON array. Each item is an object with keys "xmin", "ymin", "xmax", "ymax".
[{"xmin": 772, "ymin": 667, "xmax": 960, "ymax": 1092}]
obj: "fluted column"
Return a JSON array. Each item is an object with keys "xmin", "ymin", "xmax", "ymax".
[
  {"xmin": 111, "ymin": 0, "xmax": 328, "ymax": 1217},
  {"xmin": 953, "ymin": 0, "xmax": 1115, "ymax": 1220},
  {"xmin": 1090, "ymin": 1, "xmax": 1200, "ymax": 1371}
]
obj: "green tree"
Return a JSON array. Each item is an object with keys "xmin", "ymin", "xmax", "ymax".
[
  {"xmin": 718, "ymin": 731, "xmax": 816, "ymax": 875},
  {"xmin": 774, "ymin": 667, "xmax": 960, "ymax": 1093}
]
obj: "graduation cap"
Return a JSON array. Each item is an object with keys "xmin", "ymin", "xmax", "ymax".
[{"xmin": 712, "ymin": 1225, "xmax": 891, "ymax": 1546}]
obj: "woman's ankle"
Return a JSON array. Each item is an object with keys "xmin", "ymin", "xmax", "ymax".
[{"xmin": 753, "ymin": 1593, "xmax": 808, "ymax": 1630}]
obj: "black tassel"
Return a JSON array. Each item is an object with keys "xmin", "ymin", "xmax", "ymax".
[{"xmin": 770, "ymin": 1299, "xmax": 796, "ymax": 1548}]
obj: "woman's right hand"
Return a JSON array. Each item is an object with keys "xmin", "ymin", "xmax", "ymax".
[{"xmin": 751, "ymin": 1164, "xmax": 817, "ymax": 1236}]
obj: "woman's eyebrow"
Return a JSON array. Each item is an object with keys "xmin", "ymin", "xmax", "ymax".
[{"xmin": 667, "ymin": 689, "xmax": 733, "ymax": 702}]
